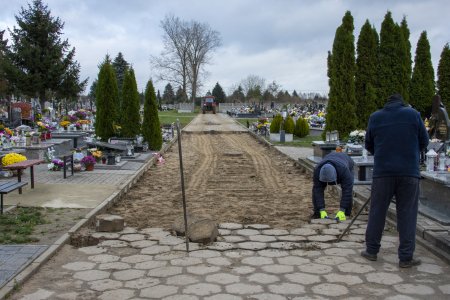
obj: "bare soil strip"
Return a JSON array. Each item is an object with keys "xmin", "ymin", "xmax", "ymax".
[{"xmin": 110, "ymin": 133, "xmax": 340, "ymax": 229}]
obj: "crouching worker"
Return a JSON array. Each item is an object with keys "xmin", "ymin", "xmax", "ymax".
[{"xmin": 312, "ymin": 152, "xmax": 354, "ymax": 221}]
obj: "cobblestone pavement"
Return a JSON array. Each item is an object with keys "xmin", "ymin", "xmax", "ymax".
[{"xmin": 10, "ymin": 219, "xmax": 450, "ymax": 299}]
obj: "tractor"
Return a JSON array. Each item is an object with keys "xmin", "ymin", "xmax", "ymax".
[{"xmin": 202, "ymin": 96, "xmax": 216, "ymax": 114}]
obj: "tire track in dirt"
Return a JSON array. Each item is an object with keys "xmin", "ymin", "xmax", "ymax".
[
  {"xmin": 186, "ymin": 134, "xmax": 215, "ymax": 192},
  {"xmin": 224, "ymin": 134, "xmax": 281, "ymax": 191}
]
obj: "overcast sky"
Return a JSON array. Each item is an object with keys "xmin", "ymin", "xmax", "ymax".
[{"xmin": 1, "ymin": 0, "xmax": 449, "ymax": 97}]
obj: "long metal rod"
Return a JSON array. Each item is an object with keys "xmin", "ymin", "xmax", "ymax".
[
  {"xmin": 176, "ymin": 120, "xmax": 189, "ymax": 252},
  {"xmin": 337, "ymin": 196, "xmax": 371, "ymax": 242}
]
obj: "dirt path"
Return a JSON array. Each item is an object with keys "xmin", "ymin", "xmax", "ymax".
[{"xmin": 110, "ymin": 132, "xmax": 339, "ymax": 229}]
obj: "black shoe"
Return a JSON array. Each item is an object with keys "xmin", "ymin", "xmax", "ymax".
[
  {"xmin": 310, "ymin": 212, "xmax": 320, "ymax": 219},
  {"xmin": 361, "ymin": 250, "xmax": 377, "ymax": 261},
  {"xmin": 399, "ymin": 258, "xmax": 421, "ymax": 268}
]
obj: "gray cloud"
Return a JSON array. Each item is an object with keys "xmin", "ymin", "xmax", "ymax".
[{"xmin": 1, "ymin": 0, "xmax": 449, "ymax": 96}]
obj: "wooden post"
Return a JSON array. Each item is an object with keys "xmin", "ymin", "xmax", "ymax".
[{"xmin": 176, "ymin": 119, "xmax": 189, "ymax": 252}]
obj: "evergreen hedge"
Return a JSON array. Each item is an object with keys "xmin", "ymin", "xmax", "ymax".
[{"xmin": 142, "ymin": 80, "xmax": 162, "ymax": 150}]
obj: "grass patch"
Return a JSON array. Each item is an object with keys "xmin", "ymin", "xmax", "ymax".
[
  {"xmin": 0, "ymin": 207, "xmax": 48, "ymax": 244},
  {"xmin": 235, "ymin": 118, "xmax": 259, "ymax": 128},
  {"xmin": 158, "ymin": 110, "xmax": 198, "ymax": 128},
  {"xmin": 269, "ymin": 135, "xmax": 320, "ymax": 148}
]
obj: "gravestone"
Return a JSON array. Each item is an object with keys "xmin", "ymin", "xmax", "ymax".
[{"xmin": 430, "ymin": 95, "xmax": 450, "ymax": 141}]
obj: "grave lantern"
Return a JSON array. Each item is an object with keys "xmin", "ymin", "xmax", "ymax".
[{"xmin": 425, "ymin": 149, "xmax": 438, "ymax": 172}]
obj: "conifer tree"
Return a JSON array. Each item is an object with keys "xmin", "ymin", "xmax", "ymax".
[
  {"xmin": 270, "ymin": 114, "xmax": 283, "ymax": 133},
  {"xmin": 212, "ymin": 82, "xmax": 226, "ymax": 103},
  {"xmin": 378, "ymin": 11, "xmax": 406, "ymax": 106},
  {"xmin": 400, "ymin": 17, "xmax": 412, "ymax": 103},
  {"xmin": 95, "ymin": 56, "xmax": 119, "ymax": 141},
  {"xmin": 162, "ymin": 83, "xmax": 175, "ymax": 104},
  {"xmin": 121, "ymin": 68, "xmax": 141, "ymax": 138},
  {"xmin": 410, "ymin": 31, "xmax": 435, "ymax": 117},
  {"xmin": 355, "ymin": 20, "xmax": 379, "ymax": 128},
  {"xmin": 295, "ymin": 117, "xmax": 309, "ymax": 138},
  {"xmin": 8, "ymin": 0, "xmax": 85, "ymax": 109},
  {"xmin": 437, "ymin": 43, "xmax": 450, "ymax": 108},
  {"xmin": 283, "ymin": 115, "xmax": 295, "ymax": 134},
  {"xmin": 112, "ymin": 52, "xmax": 130, "ymax": 120},
  {"xmin": 325, "ymin": 11, "xmax": 357, "ymax": 138},
  {"xmin": 142, "ymin": 80, "xmax": 162, "ymax": 150}
]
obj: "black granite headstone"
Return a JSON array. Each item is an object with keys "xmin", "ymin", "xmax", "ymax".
[{"xmin": 430, "ymin": 95, "xmax": 450, "ymax": 141}]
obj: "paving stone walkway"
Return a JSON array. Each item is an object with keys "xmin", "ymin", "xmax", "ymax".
[
  {"xmin": 10, "ymin": 220, "xmax": 450, "ymax": 299},
  {"xmin": 0, "ymin": 245, "xmax": 47, "ymax": 288}
]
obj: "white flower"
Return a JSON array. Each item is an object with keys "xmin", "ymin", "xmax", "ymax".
[
  {"xmin": 47, "ymin": 163, "xmax": 55, "ymax": 170},
  {"xmin": 350, "ymin": 131, "xmax": 358, "ymax": 137}
]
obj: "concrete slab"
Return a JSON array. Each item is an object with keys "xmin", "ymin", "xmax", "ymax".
[{"xmin": 4, "ymin": 183, "xmax": 118, "ymax": 208}]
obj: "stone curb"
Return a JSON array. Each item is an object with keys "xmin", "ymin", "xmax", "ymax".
[{"xmin": 0, "ymin": 138, "xmax": 178, "ymax": 300}]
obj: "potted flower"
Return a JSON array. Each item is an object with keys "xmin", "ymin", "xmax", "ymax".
[
  {"xmin": 81, "ymin": 155, "xmax": 96, "ymax": 171},
  {"xmin": 59, "ymin": 120, "xmax": 71, "ymax": 130},
  {"xmin": 2, "ymin": 152, "xmax": 27, "ymax": 167},
  {"xmin": 47, "ymin": 158, "xmax": 64, "ymax": 171}
]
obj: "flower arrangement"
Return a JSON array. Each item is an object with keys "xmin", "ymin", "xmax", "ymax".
[
  {"xmin": 0, "ymin": 125, "xmax": 13, "ymax": 137},
  {"xmin": 75, "ymin": 109, "xmax": 87, "ymax": 120},
  {"xmin": 59, "ymin": 120, "xmax": 71, "ymax": 128},
  {"xmin": 48, "ymin": 158, "xmax": 64, "ymax": 171},
  {"xmin": 348, "ymin": 129, "xmax": 366, "ymax": 144},
  {"xmin": 78, "ymin": 119, "xmax": 90, "ymax": 125},
  {"xmin": 81, "ymin": 155, "xmax": 96, "ymax": 165},
  {"xmin": 2, "ymin": 153, "xmax": 27, "ymax": 167},
  {"xmin": 89, "ymin": 148, "xmax": 102, "ymax": 160}
]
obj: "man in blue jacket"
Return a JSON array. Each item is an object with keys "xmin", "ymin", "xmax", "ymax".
[
  {"xmin": 361, "ymin": 93, "xmax": 429, "ymax": 268},
  {"xmin": 312, "ymin": 152, "xmax": 354, "ymax": 221}
]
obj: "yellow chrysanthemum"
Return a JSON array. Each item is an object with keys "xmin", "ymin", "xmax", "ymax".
[{"xmin": 2, "ymin": 153, "xmax": 27, "ymax": 167}]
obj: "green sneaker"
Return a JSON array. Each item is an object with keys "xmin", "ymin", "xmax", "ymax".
[
  {"xmin": 335, "ymin": 210, "xmax": 346, "ymax": 221},
  {"xmin": 320, "ymin": 210, "xmax": 329, "ymax": 219}
]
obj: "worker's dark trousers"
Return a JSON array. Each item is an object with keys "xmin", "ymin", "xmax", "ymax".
[{"xmin": 365, "ymin": 177, "xmax": 420, "ymax": 262}]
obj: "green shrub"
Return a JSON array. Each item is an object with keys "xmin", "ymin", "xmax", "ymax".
[
  {"xmin": 270, "ymin": 114, "xmax": 283, "ymax": 133},
  {"xmin": 284, "ymin": 115, "xmax": 295, "ymax": 134},
  {"xmin": 295, "ymin": 117, "xmax": 310, "ymax": 138}
]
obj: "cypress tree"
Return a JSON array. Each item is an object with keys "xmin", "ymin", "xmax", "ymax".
[
  {"xmin": 378, "ymin": 11, "xmax": 405, "ymax": 106},
  {"xmin": 142, "ymin": 80, "xmax": 162, "ymax": 150},
  {"xmin": 355, "ymin": 20, "xmax": 379, "ymax": 128},
  {"xmin": 437, "ymin": 43, "xmax": 450, "ymax": 108},
  {"xmin": 325, "ymin": 11, "xmax": 357, "ymax": 139},
  {"xmin": 95, "ymin": 56, "xmax": 119, "ymax": 141},
  {"xmin": 410, "ymin": 31, "xmax": 435, "ymax": 117},
  {"xmin": 400, "ymin": 17, "xmax": 412, "ymax": 103},
  {"xmin": 121, "ymin": 68, "xmax": 141, "ymax": 138}
]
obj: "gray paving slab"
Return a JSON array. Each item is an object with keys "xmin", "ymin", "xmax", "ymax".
[{"xmin": 0, "ymin": 245, "xmax": 47, "ymax": 288}]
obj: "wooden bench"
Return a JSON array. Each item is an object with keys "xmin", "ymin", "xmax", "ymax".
[
  {"xmin": 0, "ymin": 181, "xmax": 28, "ymax": 214},
  {"xmin": 3, "ymin": 159, "xmax": 44, "ymax": 194}
]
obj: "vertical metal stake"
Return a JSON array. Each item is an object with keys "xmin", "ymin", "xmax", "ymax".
[{"xmin": 176, "ymin": 120, "xmax": 189, "ymax": 252}]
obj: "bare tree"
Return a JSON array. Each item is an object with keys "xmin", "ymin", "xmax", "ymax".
[
  {"xmin": 151, "ymin": 15, "xmax": 221, "ymax": 104},
  {"xmin": 239, "ymin": 74, "xmax": 266, "ymax": 96},
  {"xmin": 186, "ymin": 20, "xmax": 221, "ymax": 103}
]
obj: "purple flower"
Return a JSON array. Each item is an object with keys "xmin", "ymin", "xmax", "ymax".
[
  {"xmin": 81, "ymin": 155, "xmax": 96, "ymax": 165},
  {"xmin": 51, "ymin": 159, "xmax": 64, "ymax": 167}
]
